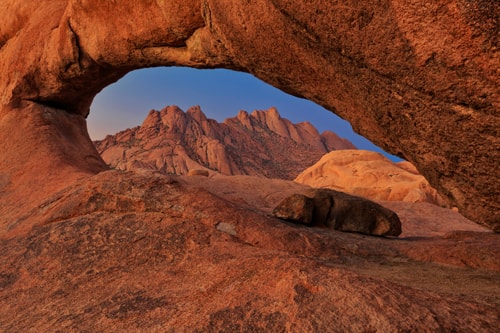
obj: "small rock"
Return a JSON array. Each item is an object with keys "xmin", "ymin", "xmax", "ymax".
[
  {"xmin": 216, "ymin": 222, "xmax": 238, "ymax": 237},
  {"xmin": 188, "ymin": 169, "xmax": 210, "ymax": 177}
]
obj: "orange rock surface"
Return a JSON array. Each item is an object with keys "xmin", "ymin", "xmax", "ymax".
[
  {"xmin": 1, "ymin": 171, "xmax": 498, "ymax": 331},
  {"xmin": 0, "ymin": 0, "xmax": 498, "ymax": 228},
  {"xmin": 295, "ymin": 150, "xmax": 448, "ymax": 206},
  {"xmin": 0, "ymin": 1, "xmax": 499, "ymax": 330}
]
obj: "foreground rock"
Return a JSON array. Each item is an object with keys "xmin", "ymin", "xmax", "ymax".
[
  {"xmin": 0, "ymin": 1, "xmax": 498, "ymax": 229},
  {"xmin": 1, "ymin": 170, "xmax": 498, "ymax": 331},
  {"xmin": 273, "ymin": 189, "xmax": 402, "ymax": 237},
  {"xmin": 95, "ymin": 106, "xmax": 354, "ymax": 179},
  {"xmin": 182, "ymin": 173, "xmax": 490, "ymax": 239},
  {"xmin": 273, "ymin": 194, "xmax": 315, "ymax": 225},
  {"xmin": 295, "ymin": 150, "xmax": 448, "ymax": 207}
]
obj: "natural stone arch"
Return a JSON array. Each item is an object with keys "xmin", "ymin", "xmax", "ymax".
[{"xmin": 0, "ymin": 0, "xmax": 498, "ymax": 230}]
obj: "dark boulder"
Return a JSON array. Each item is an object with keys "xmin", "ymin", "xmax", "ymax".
[{"xmin": 273, "ymin": 189, "xmax": 402, "ymax": 237}]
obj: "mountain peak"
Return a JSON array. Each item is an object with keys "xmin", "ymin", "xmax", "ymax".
[
  {"xmin": 140, "ymin": 109, "xmax": 161, "ymax": 128},
  {"xmin": 267, "ymin": 106, "xmax": 280, "ymax": 119},
  {"xmin": 94, "ymin": 105, "xmax": 356, "ymax": 180}
]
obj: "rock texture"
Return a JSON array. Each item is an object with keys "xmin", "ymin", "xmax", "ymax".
[
  {"xmin": 273, "ymin": 189, "xmax": 402, "ymax": 236},
  {"xmin": 0, "ymin": 1, "xmax": 499, "ymax": 330},
  {"xmin": 181, "ymin": 173, "xmax": 490, "ymax": 239},
  {"xmin": 94, "ymin": 106, "xmax": 355, "ymax": 179},
  {"xmin": 1, "ymin": 171, "xmax": 498, "ymax": 332},
  {"xmin": 295, "ymin": 150, "xmax": 448, "ymax": 207},
  {"xmin": 0, "ymin": 0, "xmax": 498, "ymax": 229},
  {"xmin": 273, "ymin": 194, "xmax": 315, "ymax": 225}
]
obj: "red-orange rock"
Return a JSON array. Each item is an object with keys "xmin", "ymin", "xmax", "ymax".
[
  {"xmin": 295, "ymin": 150, "xmax": 448, "ymax": 207},
  {"xmin": 273, "ymin": 188, "xmax": 402, "ymax": 237},
  {"xmin": 95, "ymin": 105, "xmax": 351, "ymax": 179},
  {"xmin": 0, "ymin": 1, "xmax": 499, "ymax": 330},
  {"xmin": 273, "ymin": 193, "xmax": 315, "ymax": 224},
  {"xmin": 0, "ymin": 0, "xmax": 498, "ymax": 229},
  {"xmin": 0, "ymin": 171, "xmax": 498, "ymax": 331},
  {"xmin": 188, "ymin": 169, "xmax": 210, "ymax": 177}
]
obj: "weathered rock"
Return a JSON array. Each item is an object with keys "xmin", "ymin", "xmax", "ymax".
[
  {"xmin": 272, "ymin": 194, "xmax": 314, "ymax": 224},
  {"xmin": 1, "ymin": 170, "xmax": 498, "ymax": 332},
  {"xmin": 320, "ymin": 130, "xmax": 358, "ymax": 151},
  {"xmin": 322, "ymin": 190, "xmax": 402, "ymax": 237},
  {"xmin": 188, "ymin": 169, "xmax": 210, "ymax": 177},
  {"xmin": 273, "ymin": 189, "xmax": 402, "ymax": 237},
  {"xmin": 295, "ymin": 150, "xmax": 448, "ymax": 207},
  {"xmin": 181, "ymin": 173, "xmax": 489, "ymax": 239},
  {"xmin": 0, "ymin": 1, "xmax": 498, "ymax": 330},
  {"xmin": 0, "ymin": 0, "xmax": 498, "ymax": 229},
  {"xmin": 95, "ymin": 105, "xmax": 352, "ymax": 179}
]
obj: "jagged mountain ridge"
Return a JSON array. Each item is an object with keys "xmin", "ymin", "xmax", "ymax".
[{"xmin": 94, "ymin": 105, "xmax": 355, "ymax": 180}]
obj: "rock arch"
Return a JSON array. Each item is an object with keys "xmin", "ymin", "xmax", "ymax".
[{"xmin": 0, "ymin": 0, "xmax": 498, "ymax": 230}]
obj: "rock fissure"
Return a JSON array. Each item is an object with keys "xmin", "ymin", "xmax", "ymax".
[
  {"xmin": 270, "ymin": 2, "xmax": 321, "ymax": 44},
  {"xmin": 202, "ymin": 0, "xmax": 214, "ymax": 29}
]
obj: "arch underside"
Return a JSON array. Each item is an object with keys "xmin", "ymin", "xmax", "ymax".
[{"xmin": 0, "ymin": 0, "xmax": 498, "ymax": 231}]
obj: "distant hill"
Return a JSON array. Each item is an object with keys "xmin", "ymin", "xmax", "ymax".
[{"xmin": 94, "ymin": 105, "xmax": 356, "ymax": 180}]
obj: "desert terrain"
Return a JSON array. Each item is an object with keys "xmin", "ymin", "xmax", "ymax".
[
  {"xmin": 1, "ymin": 108, "xmax": 498, "ymax": 331},
  {"xmin": 1, "ymin": 1, "xmax": 498, "ymax": 331}
]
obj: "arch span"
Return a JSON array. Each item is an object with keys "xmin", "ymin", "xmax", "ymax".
[{"xmin": 0, "ymin": 1, "xmax": 498, "ymax": 230}]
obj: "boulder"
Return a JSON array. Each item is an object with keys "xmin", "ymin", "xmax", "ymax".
[
  {"xmin": 295, "ymin": 150, "xmax": 448, "ymax": 207},
  {"xmin": 273, "ymin": 189, "xmax": 402, "ymax": 237}
]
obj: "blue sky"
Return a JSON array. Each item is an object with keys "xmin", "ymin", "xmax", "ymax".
[{"xmin": 88, "ymin": 67, "xmax": 401, "ymax": 161}]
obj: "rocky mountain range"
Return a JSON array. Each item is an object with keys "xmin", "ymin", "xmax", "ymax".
[
  {"xmin": 94, "ymin": 105, "xmax": 355, "ymax": 180},
  {"xmin": 95, "ymin": 105, "xmax": 451, "ymax": 207}
]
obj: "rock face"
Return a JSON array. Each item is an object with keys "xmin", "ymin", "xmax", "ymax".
[
  {"xmin": 0, "ymin": 2, "xmax": 499, "ymax": 330},
  {"xmin": 0, "ymin": 0, "xmax": 498, "ymax": 229},
  {"xmin": 94, "ymin": 106, "xmax": 355, "ymax": 179},
  {"xmin": 295, "ymin": 150, "xmax": 448, "ymax": 207},
  {"xmin": 1, "ymin": 171, "xmax": 498, "ymax": 331},
  {"xmin": 273, "ymin": 189, "xmax": 402, "ymax": 237}
]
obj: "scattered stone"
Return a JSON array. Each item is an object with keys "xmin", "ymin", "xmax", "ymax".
[
  {"xmin": 188, "ymin": 169, "xmax": 210, "ymax": 177},
  {"xmin": 215, "ymin": 222, "xmax": 238, "ymax": 237}
]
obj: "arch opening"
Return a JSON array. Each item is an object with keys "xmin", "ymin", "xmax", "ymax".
[{"xmin": 88, "ymin": 67, "xmax": 402, "ymax": 161}]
